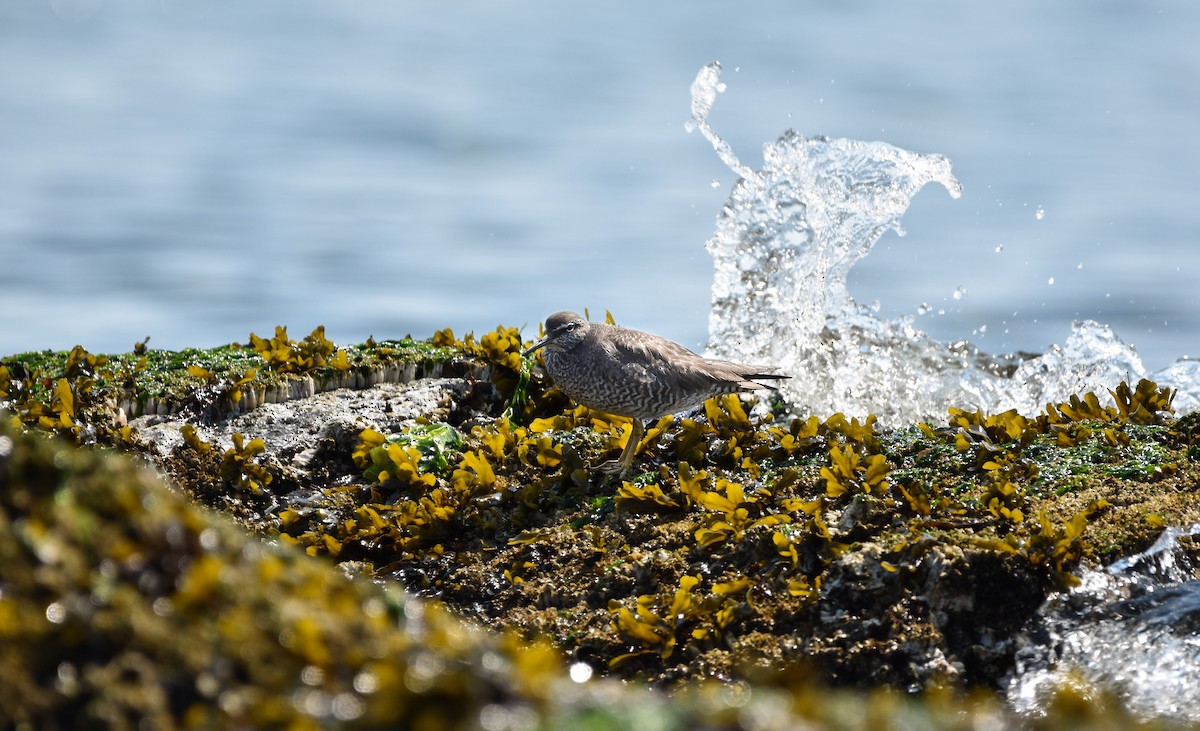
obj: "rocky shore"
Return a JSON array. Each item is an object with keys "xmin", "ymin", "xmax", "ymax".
[{"xmin": 3, "ymin": 324, "xmax": 1199, "ymax": 729}]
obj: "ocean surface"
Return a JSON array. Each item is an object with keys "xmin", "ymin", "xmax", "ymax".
[{"xmin": 1, "ymin": 1, "xmax": 1198, "ymax": 374}]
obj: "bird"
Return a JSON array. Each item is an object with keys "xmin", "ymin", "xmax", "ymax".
[{"xmin": 523, "ymin": 311, "xmax": 789, "ymax": 476}]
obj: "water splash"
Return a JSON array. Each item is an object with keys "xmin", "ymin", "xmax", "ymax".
[
  {"xmin": 685, "ymin": 61, "xmax": 754, "ymax": 180},
  {"xmin": 1006, "ymin": 525, "xmax": 1200, "ymax": 722},
  {"xmin": 687, "ymin": 61, "xmax": 1200, "ymax": 423}
]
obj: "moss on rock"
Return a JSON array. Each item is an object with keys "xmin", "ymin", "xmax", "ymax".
[{"xmin": 0, "ymin": 420, "xmax": 562, "ymax": 729}]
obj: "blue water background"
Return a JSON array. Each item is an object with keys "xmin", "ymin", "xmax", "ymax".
[{"xmin": 1, "ymin": 1, "xmax": 1197, "ymax": 372}]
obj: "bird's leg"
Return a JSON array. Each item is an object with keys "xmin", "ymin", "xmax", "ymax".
[{"xmin": 599, "ymin": 419, "xmax": 645, "ymax": 476}]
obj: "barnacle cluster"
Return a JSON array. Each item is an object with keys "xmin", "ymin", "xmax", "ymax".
[
  {"xmin": 0, "ymin": 345, "xmax": 137, "ymax": 446},
  {"xmin": 5, "ymin": 323, "xmax": 1200, "ymax": 725},
  {"xmin": 0, "ymin": 326, "xmax": 493, "ymax": 434}
]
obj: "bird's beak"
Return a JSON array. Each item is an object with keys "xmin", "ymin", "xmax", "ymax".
[{"xmin": 523, "ymin": 336, "xmax": 549, "ymax": 357}]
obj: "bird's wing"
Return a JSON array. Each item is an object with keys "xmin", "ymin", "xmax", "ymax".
[
  {"xmin": 592, "ymin": 328, "xmax": 704, "ymax": 386},
  {"xmin": 603, "ymin": 327, "xmax": 771, "ymax": 393},
  {"xmin": 605, "ymin": 327, "xmax": 701, "ymax": 362}
]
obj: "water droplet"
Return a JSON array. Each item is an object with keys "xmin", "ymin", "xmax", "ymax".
[
  {"xmin": 994, "ymin": 244, "xmax": 1004, "ymax": 253},
  {"xmin": 1048, "ymin": 277, "xmax": 1055, "ymax": 286},
  {"xmin": 301, "ymin": 665, "xmax": 325, "ymax": 686},
  {"xmin": 199, "ymin": 528, "xmax": 220, "ymax": 551},
  {"xmin": 917, "ymin": 302, "xmax": 931, "ymax": 315},
  {"xmin": 952, "ymin": 286, "xmax": 967, "ymax": 301},
  {"xmin": 46, "ymin": 602, "xmax": 66, "ymax": 624},
  {"xmin": 569, "ymin": 662, "xmax": 593, "ymax": 683},
  {"xmin": 332, "ymin": 693, "xmax": 365, "ymax": 721},
  {"xmin": 1035, "ymin": 207, "xmax": 1046, "ymax": 220},
  {"xmin": 353, "ymin": 671, "xmax": 379, "ymax": 694},
  {"xmin": 710, "ymin": 179, "xmax": 721, "ymax": 189}
]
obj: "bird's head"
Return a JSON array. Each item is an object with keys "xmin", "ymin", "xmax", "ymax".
[{"xmin": 523, "ymin": 311, "xmax": 589, "ymax": 356}]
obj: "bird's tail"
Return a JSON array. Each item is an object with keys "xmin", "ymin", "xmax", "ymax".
[{"xmin": 736, "ymin": 367, "xmax": 789, "ymax": 391}]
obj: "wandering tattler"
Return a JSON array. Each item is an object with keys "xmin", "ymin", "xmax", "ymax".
[{"xmin": 523, "ymin": 311, "xmax": 789, "ymax": 476}]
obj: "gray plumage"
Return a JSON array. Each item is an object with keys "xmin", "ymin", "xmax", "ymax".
[{"xmin": 523, "ymin": 311, "xmax": 788, "ymax": 475}]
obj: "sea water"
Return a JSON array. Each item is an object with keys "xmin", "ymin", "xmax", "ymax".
[
  {"xmin": 1, "ymin": 2, "xmax": 1198, "ymax": 374},
  {"xmin": 1006, "ymin": 524, "xmax": 1200, "ymax": 723}
]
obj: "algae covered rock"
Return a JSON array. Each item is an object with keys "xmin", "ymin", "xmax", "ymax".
[
  {"xmin": 0, "ymin": 419, "xmax": 561, "ymax": 729},
  {"xmin": 4, "ymin": 330, "xmax": 1200, "ymax": 729}
]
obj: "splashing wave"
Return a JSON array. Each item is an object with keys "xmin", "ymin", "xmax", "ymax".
[
  {"xmin": 688, "ymin": 61, "xmax": 1200, "ymax": 423},
  {"xmin": 1006, "ymin": 524, "xmax": 1200, "ymax": 723}
]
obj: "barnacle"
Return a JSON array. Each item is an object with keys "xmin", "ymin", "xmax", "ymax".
[
  {"xmin": 2, "ymin": 330, "xmax": 436, "ymax": 427},
  {"xmin": 225, "ymin": 368, "xmax": 259, "ymax": 408}
]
